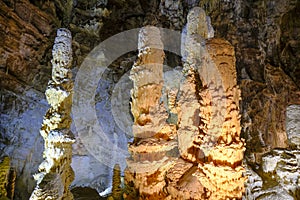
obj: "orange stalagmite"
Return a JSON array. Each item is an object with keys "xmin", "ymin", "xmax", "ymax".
[
  {"xmin": 125, "ymin": 7, "xmax": 246, "ymax": 200},
  {"xmin": 194, "ymin": 38, "xmax": 247, "ymax": 200},
  {"xmin": 124, "ymin": 26, "xmax": 177, "ymax": 199}
]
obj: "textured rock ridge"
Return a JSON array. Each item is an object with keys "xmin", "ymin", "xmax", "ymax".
[
  {"xmin": 242, "ymin": 64, "xmax": 300, "ymax": 163},
  {"xmin": 30, "ymin": 28, "xmax": 75, "ymax": 200}
]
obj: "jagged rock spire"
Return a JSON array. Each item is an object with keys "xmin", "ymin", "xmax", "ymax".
[{"xmin": 30, "ymin": 28, "xmax": 75, "ymax": 200}]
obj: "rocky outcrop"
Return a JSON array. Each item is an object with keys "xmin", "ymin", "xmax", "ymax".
[
  {"xmin": 30, "ymin": 28, "xmax": 75, "ymax": 200},
  {"xmin": 244, "ymin": 149, "xmax": 300, "ymax": 199}
]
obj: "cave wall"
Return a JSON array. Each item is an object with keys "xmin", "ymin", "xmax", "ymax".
[{"xmin": 0, "ymin": 0, "xmax": 299, "ymax": 199}]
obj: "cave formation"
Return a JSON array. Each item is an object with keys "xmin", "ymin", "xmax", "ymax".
[{"xmin": 0, "ymin": 0, "xmax": 300, "ymax": 200}]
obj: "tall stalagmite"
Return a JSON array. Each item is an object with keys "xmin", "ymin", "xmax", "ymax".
[
  {"xmin": 125, "ymin": 7, "xmax": 246, "ymax": 200},
  {"xmin": 125, "ymin": 26, "xmax": 177, "ymax": 199},
  {"xmin": 30, "ymin": 28, "xmax": 75, "ymax": 200},
  {"xmin": 194, "ymin": 38, "xmax": 246, "ymax": 200}
]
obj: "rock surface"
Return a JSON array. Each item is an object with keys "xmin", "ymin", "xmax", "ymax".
[
  {"xmin": 286, "ymin": 105, "xmax": 300, "ymax": 147},
  {"xmin": 244, "ymin": 149, "xmax": 300, "ymax": 199},
  {"xmin": 71, "ymin": 187, "xmax": 105, "ymax": 200},
  {"xmin": 241, "ymin": 64, "xmax": 300, "ymax": 163}
]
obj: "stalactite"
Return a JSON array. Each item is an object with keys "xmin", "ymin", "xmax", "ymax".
[{"xmin": 30, "ymin": 28, "xmax": 75, "ymax": 200}]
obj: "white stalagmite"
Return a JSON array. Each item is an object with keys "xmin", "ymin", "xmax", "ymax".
[{"xmin": 30, "ymin": 28, "xmax": 75, "ymax": 200}]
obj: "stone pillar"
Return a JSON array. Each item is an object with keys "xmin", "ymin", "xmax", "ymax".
[
  {"xmin": 194, "ymin": 38, "xmax": 246, "ymax": 200},
  {"xmin": 125, "ymin": 8, "xmax": 246, "ymax": 200},
  {"xmin": 181, "ymin": 7, "xmax": 246, "ymax": 199},
  {"xmin": 30, "ymin": 28, "xmax": 75, "ymax": 200},
  {"xmin": 124, "ymin": 26, "xmax": 177, "ymax": 199}
]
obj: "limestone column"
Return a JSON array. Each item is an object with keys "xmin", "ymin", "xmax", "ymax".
[
  {"xmin": 180, "ymin": 7, "xmax": 247, "ymax": 200},
  {"xmin": 194, "ymin": 38, "xmax": 247, "ymax": 200},
  {"xmin": 173, "ymin": 7, "xmax": 246, "ymax": 199},
  {"xmin": 124, "ymin": 26, "xmax": 177, "ymax": 199},
  {"xmin": 125, "ymin": 8, "xmax": 246, "ymax": 199},
  {"xmin": 30, "ymin": 28, "xmax": 75, "ymax": 200}
]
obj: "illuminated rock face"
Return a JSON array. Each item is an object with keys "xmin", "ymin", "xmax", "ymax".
[
  {"xmin": 30, "ymin": 28, "xmax": 75, "ymax": 200},
  {"xmin": 0, "ymin": 157, "xmax": 16, "ymax": 200},
  {"xmin": 125, "ymin": 8, "xmax": 246, "ymax": 200}
]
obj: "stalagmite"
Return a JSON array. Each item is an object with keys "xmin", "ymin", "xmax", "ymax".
[
  {"xmin": 181, "ymin": 7, "xmax": 246, "ymax": 199},
  {"xmin": 30, "ymin": 28, "xmax": 75, "ymax": 200},
  {"xmin": 111, "ymin": 164, "xmax": 122, "ymax": 200},
  {"xmin": 0, "ymin": 157, "xmax": 10, "ymax": 199},
  {"xmin": 0, "ymin": 157, "xmax": 16, "ymax": 200},
  {"xmin": 124, "ymin": 26, "xmax": 178, "ymax": 199},
  {"xmin": 125, "ymin": 7, "xmax": 246, "ymax": 200}
]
